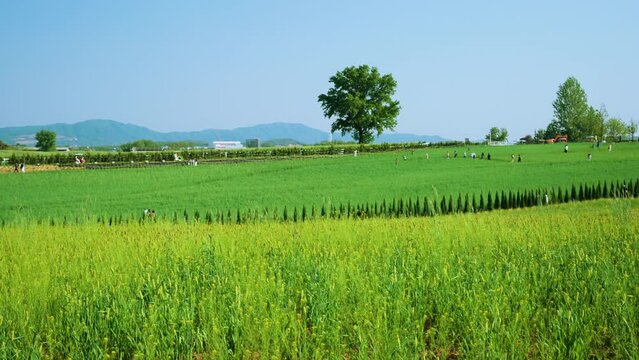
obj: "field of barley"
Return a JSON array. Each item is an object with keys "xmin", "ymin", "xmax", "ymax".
[
  {"xmin": 1, "ymin": 142, "xmax": 638, "ymax": 224},
  {"xmin": 1, "ymin": 199, "xmax": 637, "ymax": 358}
]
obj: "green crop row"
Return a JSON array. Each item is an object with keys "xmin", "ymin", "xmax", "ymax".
[
  {"xmin": 1, "ymin": 199, "xmax": 637, "ymax": 358},
  {"xmin": 7, "ymin": 178, "xmax": 635, "ymax": 228}
]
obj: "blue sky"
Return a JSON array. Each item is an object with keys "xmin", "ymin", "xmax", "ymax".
[{"xmin": 1, "ymin": 0, "xmax": 637, "ymax": 140}]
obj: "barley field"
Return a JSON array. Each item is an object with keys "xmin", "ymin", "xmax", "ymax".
[
  {"xmin": 1, "ymin": 142, "xmax": 638, "ymax": 224},
  {"xmin": 1, "ymin": 199, "xmax": 637, "ymax": 358}
]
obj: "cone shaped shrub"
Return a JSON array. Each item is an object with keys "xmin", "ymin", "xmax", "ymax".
[
  {"xmin": 463, "ymin": 194, "xmax": 470, "ymax": 213},
  {"xmin": 501, "ymin": 191, "xmax": 508, "ymax": 210}
]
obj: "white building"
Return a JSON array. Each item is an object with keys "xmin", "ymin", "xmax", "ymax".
[{"xmin": 211, "ymin": 141, "xmax": 244, "ymax": 150}]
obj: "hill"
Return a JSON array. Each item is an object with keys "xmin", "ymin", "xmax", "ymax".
[{"xmin": 0, "ymin": 119, "xmax": 447, "ymax": 146}]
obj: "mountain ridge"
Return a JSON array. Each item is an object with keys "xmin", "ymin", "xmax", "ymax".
[{"xmin": 0, "ymin": 119, "xmax": 448, "ymax": 146}]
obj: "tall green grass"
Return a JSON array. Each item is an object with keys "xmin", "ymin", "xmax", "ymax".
[{"xmin": 1, "ymin": 199, "xmax": 637, "ymax": 358}]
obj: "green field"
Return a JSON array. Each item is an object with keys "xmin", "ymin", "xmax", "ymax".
[
  {"xmin": 1, "ymin": 142, "xmax": 638, "ymax": 358},
  {"xmin": 1, "ymin": 200, "xmax": 637, "ymax": 358},
  {"xmin": 1, "ymin": 142, "xmax": 638, "ymax": 223}
]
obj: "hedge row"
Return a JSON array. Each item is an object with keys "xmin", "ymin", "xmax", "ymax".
[
  {"xmin": 6, "ymin": 178, "xmax": 635, "ymax": 228},
  {"xmin": 5, "ymin": 141, "xmax": 467, "ymax": 166}
]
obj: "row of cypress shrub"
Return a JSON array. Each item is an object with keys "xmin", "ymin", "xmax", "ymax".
[
  {"xmin": 3, "ymin": 178, "xmax": 634, "ymax": 228},
  {"xmin": 141, "ymin": 178, "xmax": 639, "ymax": 225}
]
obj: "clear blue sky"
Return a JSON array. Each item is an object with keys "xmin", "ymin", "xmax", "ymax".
[{"xmin": 1, "ymin": 0, "xmax": 637, "ymax": 140}]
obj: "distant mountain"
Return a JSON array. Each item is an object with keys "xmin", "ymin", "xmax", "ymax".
[{"xmin": 0, "ymin": 119, "xmax": 448, "ymax": 146}]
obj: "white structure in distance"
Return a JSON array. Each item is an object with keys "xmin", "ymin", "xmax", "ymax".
[{"xmin": 211, "ymin": 141, "xmax": 244, "ymax": 150}]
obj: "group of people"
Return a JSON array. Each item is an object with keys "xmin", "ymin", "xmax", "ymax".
[
  {"xmin": 74, "ymin": 156, "xmax": 86, "ymax": 165},
  {"xmin": 447, "ymin": 151, "xmax": 495, "ymax": 161},
  {"xmin": 567, "ymin": 141, "xmax": 613, "ymax": 161},
  {"xmin": 13, "ymin": 163, "xmax": 25, "ymax": 173},
  {"xmin": 143, "ymin": 209, "xmax": 156, "ymax": 220}
]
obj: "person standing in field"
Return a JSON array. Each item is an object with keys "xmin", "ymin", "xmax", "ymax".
[
  {"xmin": 608, "ymin": 143, "xmax": 612, "ymax": 151},
  {"xmin": 587, "ymin": 153, "xmax": 592, "ymax": 161},
  {"xmin": 518, "ymin": 154, "xmax": 522, "ymax": 162},
  {"xmin": 511, "ymin": 154, "xmax": 515, "ymax": 162},
  {"xmin": 564, "ymin": 144, "xmax": 568, "ymax": 153},
  {"xmin": 20, "ymin": 163, "xmax": 25, "ymax": 173}
]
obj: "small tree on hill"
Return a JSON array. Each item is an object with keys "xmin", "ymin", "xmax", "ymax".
[
  {"xmin": 533, "ymin": 128, "xmax": 546, "ymax": 142},
  {"xmin": 485, "ymin": 127, "xmax": 508, "ymax": 142},
  {"xmin": 628, "ymin": 119, "xmax": 637, "ymax": 141},
  {"xmin": 605, "ymin": 118, "xmax": 627, "ymax": 141},
  {"xmin": 35, "ymin": 130, "xmax": 57, "ymax": 151}
]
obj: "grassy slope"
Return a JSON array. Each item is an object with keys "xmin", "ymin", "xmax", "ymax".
[
  {"xmin": 1, "ymin": 142, "xmax": 638, "ymax": 222},
  {"xmin": 1, "ymin": 199, "xmax": 637, "ymax": 358}
]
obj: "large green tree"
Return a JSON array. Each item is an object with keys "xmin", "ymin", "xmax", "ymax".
[
  {"xmin": 35, "ymin": 130, "xmax": 57, "ymax": 151},
  {"xmin": 318, "ymin": 65, "xmax": 400, "ymax": 144},
  {"xmin": 552, "ymin": 76, "xmax": 589, "ymax": 140}
]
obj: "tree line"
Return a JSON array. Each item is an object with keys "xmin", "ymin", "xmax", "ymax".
[
  {"xmin": 535, "ymin": 77, "xmax": 637, "ymax": 142},
  {"xmin": 7, "ymin": 141, "xmax": 443, "ymax": 166}
]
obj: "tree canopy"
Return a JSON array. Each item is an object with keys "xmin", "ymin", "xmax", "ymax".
[
  {"xmin": 485, "ymin": 127, "xmax": 508, "ymax": 142},
  {"xmin": 552, "ymin": 77, "xmax": 590, "ymax": 140},
  {"xmin": 35, "ymin": 130, "xmax": 56, "ymax": 151},
  {"xmin": 318, "ymin": 65, "xmax": 400, "ymax": 144},
  {"xmin": 605, "ymin": 118, "xmax": 627, "ymax": 141}
]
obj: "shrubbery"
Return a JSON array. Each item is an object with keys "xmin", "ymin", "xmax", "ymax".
[{"xmin": 6, "ymin": 141, "xmax": 454, "ymax": 165}]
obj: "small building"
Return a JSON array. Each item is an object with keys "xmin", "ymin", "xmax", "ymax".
[{"xmin": 211, "ymin": 141, "xmax": 244, "ymax": 150}]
